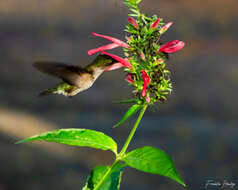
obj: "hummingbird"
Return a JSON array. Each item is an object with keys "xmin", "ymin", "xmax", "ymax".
[{"xmin": 33, "ymin": 54, "xmax": 116, "ymax": 97}]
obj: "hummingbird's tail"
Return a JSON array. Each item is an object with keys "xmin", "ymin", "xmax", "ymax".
[{"xmin": 38, "ymin": 82, "xmax": 78, "ymax": 97}]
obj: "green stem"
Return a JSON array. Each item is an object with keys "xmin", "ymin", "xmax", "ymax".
[
  {"xmin": 119, "ymin": 104, "xmax": 147, "ymax": 156},
  {"xmin": 94, "ymin": 104, "xmax": 147, "ymax": 190}
]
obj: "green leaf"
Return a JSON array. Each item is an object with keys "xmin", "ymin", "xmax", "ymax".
[
  {"xmin": 124, "ymin": 0, "xmax": 137, "ymax": 8},
  {"xmin": 129, "ymin": 8, "xmax": 139, "ymax": 14},
  {"xmin": 128, "ymin": 13, "xmax": 138, "ymax": 17},
  {"xmin": 82, "ymin": 163, "xmax": 126, "ymax": 190},
  {"xmin": 113, "ymin": 104, "xmax": 143, "ymax": 128},
  {"xmin": 122, "ymin": 146, "xmax": 186, "ymax": 186},
  {"xmin": 16, "ymin": 129, "xmax": 117, "ymax": 154},
  {"xmin": 127, "ymin": 0, "xmax": 137, "ymax": 4}
]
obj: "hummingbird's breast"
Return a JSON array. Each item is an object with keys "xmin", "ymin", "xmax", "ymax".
[
  {"xmin": 76, "ymin": 73, "xmax": 94, "ymax": 91},
  {"xmin": 92, "ymin": 67, "xmax": 105, "ymax": 80},
  {"xmin": 69, "ymin": 67, "xmax": 105, "ymax": 95}
]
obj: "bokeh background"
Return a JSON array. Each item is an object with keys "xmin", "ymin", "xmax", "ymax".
[{"xmin": 0, "ymin": 0, "xmax": 238, "ymax": 189}]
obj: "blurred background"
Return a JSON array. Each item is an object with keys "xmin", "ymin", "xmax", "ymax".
[{"xmin": 0, "ymin": 0, "xmax": 238, "ymax": 189}]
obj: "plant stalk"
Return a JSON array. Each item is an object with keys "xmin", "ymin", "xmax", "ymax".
[
  {"xmin": 119, "ymin": 104, "xmax": 147, "ymax": 156},
  {"xmin": 94, "ymin": 104, "xmax": 147, "ymax": 190}
]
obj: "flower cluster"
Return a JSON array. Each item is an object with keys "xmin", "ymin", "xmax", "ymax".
[{"xmin": 88, "ymin": 0, "xmax": 184, "ymax": 105}]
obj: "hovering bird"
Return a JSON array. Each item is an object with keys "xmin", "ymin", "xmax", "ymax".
[{"xmin": 33, "ymin": 54, "xmax": 116, "ymax": 97}]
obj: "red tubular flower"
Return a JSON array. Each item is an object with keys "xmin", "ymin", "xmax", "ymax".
[
  {"xmin": 92, "ymin": 32, "xmax": 130, "ymax": 48},
  {"xmin": 105, "ymin": 62, "xmax": 124, "ymax": 71},
  {"xmin": 101, "ymin": 51, "xmax": 132, "ymax": 69},
  {"xmin": 141, "ymin": 70, "xmax": 151, "ymax": 97},
  {"xmin": 158, "ymin": 40, "xmax": 185, "ymax": 54},
  {"xmin": 88, "ymin": 43, "xmax": 119, "ymax": 55},
  {"xmin": 160, "ymin": 22, "xmax": 173, "ymax": 34},
  {"xmin": 128, "ymin": 17, "xmax": 139, "ymax": 29},
  {"xmin": 151, "ymin": 18, "xmax": 161, "ymax": 29},
  {"xmin": 125, "ymin": 74, "xmax": 134, "ymax": 84}
]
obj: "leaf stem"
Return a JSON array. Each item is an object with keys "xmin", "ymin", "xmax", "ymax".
[{"xmin": 119, "ymin": 104, "xmax": 147, "ymax": 156}]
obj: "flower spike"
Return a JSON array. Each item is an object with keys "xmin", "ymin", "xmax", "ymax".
[
  {"xmin": 101, "ymin": 51, "xmax": 132, "ymax": 69},
  {"xmin": 158, "ymin": 40, "xmax": 185, "ymax": 54},
  {"xmin": 92, "ymin": 32, "xmax": 130, "ymax": 48},
  {"xmin": 128, "ymin": 17, "xmax": 139, "ymax": 29},
  {"xmin": 141, "ymin": 70, "xmax": 151, "ymax": 97},
  {"xmin": 88, "ymin": 43, "xmax": 119, "ymax": 55}
]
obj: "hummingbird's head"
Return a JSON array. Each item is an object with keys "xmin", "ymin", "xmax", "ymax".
[
  {"xmin": 96, "ymin": 54, "xmax": 117, "ymax": 67},
  {"xmin": 84, "ymin": 54, "xmax": 117, "ymax": 74}
]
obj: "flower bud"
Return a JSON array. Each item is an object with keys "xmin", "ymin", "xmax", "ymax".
[
  {"xmin": 128, "ymin": 17, "xmax": 139, "ymax": 29},
  {"xmin": 158, "ymin": 40, "xmax": 185, "ymax": 54},
  {"xmin": 151, "ymin": 18, "xmax": 161, "ymax": 29},
  {"xmin": 156, "ymin": 58, "xmax": 163, "ymax": 64},
  {"xmin": 125, "ymin": 74, "xmax": 134, "ymax": 84},
  {"xmin": 160, "ymin": 22, "xmax": 173, "ymax": 34},
  {"xmin": 140, "ymin": 52, "xmax": 145, "ymax": 60},
  {"xmin": 125, "ymin": 36, "xmax": 131, "ymax": 42}
]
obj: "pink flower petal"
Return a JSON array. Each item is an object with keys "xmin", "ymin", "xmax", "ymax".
[
  {"xmin": 88, "ymin": 43, "xmax": 119, "ymax": 55},
  {"xmin": 160, "ymin": 22, "xmax": 173, "ymax": 34},
  {"xmin": 158, "ymin": 40, "xmax": 185, "ymax": 54},
  {"xmin": 105, "ymin": 62, "xmax": 124, "ymax": 71},
  {"xmin": 92, "ymin": 32, "xmax": 130, "ymax": 48},
  {"xmin": 128, "ymin": 17, "xmax": 139, "ymax": 29},
  {"xmin": 151, "ymin": 18, "xmax": 161, "ymax": 29},
  {"xmin": 101, "ymin": 51, "xmax": 132, "ymax": 69}
]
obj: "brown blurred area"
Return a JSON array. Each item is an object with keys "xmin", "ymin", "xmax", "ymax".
[{"xmin": 0, "ymin": 0, "xmax": 238, "ymax": 190}]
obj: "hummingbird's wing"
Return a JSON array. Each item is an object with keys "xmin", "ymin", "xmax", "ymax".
[{"xmin": 33, "ymin": 62, "xmax": 87, "ymax": 86}]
